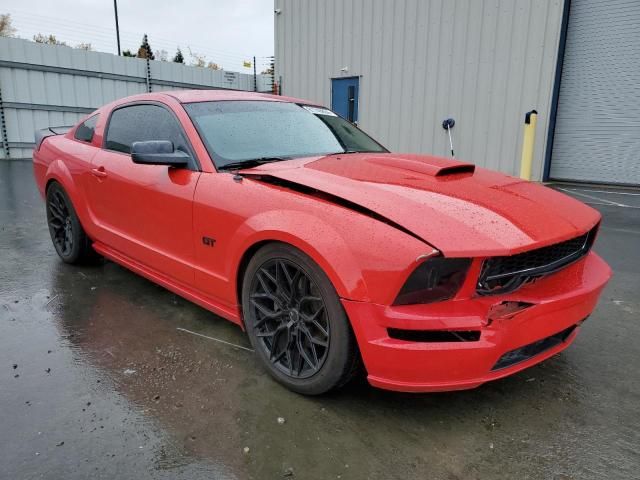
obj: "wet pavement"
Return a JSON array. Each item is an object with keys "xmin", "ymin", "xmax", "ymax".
[{"xmin": 1, "ymin": 160, "xmax": 639, "ymax": 479}]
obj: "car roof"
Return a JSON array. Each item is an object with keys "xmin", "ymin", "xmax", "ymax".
[
  {"xmin": 162, "ymin": 89, "xmax": 321, "ymax": 106},
  {"xmin": 95, "ymin": 90, "xmax": 325, "ymax": 118}
]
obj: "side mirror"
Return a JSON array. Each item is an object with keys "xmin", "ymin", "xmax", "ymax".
[{"xmin": 131, "ymin": 140, "xmax": 191, "ymax": 167}]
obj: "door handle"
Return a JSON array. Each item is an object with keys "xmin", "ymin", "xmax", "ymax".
[{"xmin": 91, "ymin": 166, "xmax": 108, "ymax": 178}]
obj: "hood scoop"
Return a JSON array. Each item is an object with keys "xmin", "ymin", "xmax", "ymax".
[
  {"xmin": 364, "ymin": 156, "xmax": 475, "ymax": 177},
  {"xmin": 434, "ymin": 164, "xmax": 476, "ymax": 176},
  {"xmin": 303, "ymin": 154, "xmax": 476, "ymax": 181}
]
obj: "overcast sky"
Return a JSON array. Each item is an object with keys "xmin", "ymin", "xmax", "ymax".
[{"xmin": 3, "ymin": 0, "xmax": 274, "ymax": 72}]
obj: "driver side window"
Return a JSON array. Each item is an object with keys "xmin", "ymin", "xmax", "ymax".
[{"xmin": 105, "ymin": 104, "xmax": 191, "ymax": 156}]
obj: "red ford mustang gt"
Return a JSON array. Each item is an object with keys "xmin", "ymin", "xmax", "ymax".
[{"xmin": 33, "ymin": 90, "xmax": 611, "ymax": 394}]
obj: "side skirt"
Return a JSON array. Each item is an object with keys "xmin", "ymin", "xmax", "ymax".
[{"xmin": 92, "ymin": 241, "xmax": 243, "ymax": 327}]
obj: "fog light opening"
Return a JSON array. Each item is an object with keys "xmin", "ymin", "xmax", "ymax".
[{"xmin": 387, "ymin": 328, "xmax": 481, "ymax": 343}]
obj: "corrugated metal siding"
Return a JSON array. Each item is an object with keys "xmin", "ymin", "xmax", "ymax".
[
  {"xmin": 549, "ymin": 0, "xmax": 640, "ymax": 185},
  {"xmin": 0, "ymin": 37, "xmax": 271, "ymax": 160},
  {"xmin": 275, "ymin": 0, "xmax": 564, "ymax": 179}
]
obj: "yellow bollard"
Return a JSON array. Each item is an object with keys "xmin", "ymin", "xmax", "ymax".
[{"xmin": 519, "ymin": 110, "xmax": 538, "ymax": 181}]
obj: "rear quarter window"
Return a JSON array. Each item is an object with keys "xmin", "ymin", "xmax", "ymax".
[{"xmin": 74, "ymin": 114, "xmax": 99, "ymax": 143}]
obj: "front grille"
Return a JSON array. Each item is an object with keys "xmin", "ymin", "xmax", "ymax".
[
  {"xmin": 491, "ymin": 325, "xmax": 577, "ymax": 370},
  {"xmin": 477, "ymin": 225, "xmax": 598, "ymax": 295}
]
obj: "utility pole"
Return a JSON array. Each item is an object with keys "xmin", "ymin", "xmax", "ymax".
[
  {"xmin": 113, "ymin": 0, "xmax": 121, "ymax": 55},
  {"xmin": 253, "ymin": 56, "xmax": 257, "ymax": 92}
]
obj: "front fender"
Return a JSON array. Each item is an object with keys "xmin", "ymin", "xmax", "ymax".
[
  {"xmin": 193, "ymin": 173, "xmax": 434, "ymax": 307},
  {"xmin": 230, "ymin": 209, "xmax": 369, "ymax": 301}
]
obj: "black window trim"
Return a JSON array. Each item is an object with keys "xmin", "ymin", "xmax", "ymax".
[
  {"xmin": 73, "ymin": 113, "xmax": 99, "ymax": 144},
  {"xmin": 102, "ymin": 100, "xmax": 201, "ymax": 171},
  {"xmin": 302, "ymin": 103, "xmax": 389, "ymax": 153}
]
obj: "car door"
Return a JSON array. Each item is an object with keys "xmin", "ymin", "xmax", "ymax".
[{"xmin": 87, "ymin": 102, "xmax": 200, "ymax": 286}]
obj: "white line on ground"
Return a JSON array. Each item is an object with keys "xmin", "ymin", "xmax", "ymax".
[
  {"xmin": 557, "ymin": 188, "xmax": 640, "ymax": 209},
  {"xmin": 558, "ymin": 188, "xmax": 626, "ymax": 206},
  {"xmin": 601, "ymin": 226, "xmax": 640, "ymax": 235},
  {"xmin": 580, "ymin": 201, "xmax": 618, "ymax": 207},
  {"xmin": 566, "ymin": 188, "xmax": 640, "ymax": 197},
  {"xmin": 176, "ymin": 327, "xmax": 254, "ymax": 352}
]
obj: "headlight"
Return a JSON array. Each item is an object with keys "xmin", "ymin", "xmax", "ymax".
[{"xmin": 393, "ymin": 257, "xmax": 471, "ymax": 305}]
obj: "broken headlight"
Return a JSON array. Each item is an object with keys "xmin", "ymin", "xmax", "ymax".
[{"xmin": 393, "ymin": 257, "xmax": 471, "ymax": 305}]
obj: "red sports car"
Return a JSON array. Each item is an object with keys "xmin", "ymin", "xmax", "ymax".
[{"xmin": 33, "ymin": 90, "xmax": 611, "ymax": 394}]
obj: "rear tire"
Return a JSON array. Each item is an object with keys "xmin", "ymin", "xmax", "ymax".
[
  {"xmin": 242, "ymin": 243, "xmax": 359, "ymax": 395},
  {"xmin": 46, "ymin": 182, "xmax": 98, "ymax": 264}
]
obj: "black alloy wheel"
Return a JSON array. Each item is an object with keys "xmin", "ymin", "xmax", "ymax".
[
  {"xmin": 45, "ymin": 182, "xmax": 98, "ymax": 264},
  {"xmin": 47, "ymin": 188, "xmax": 74, "ymax": 257},
  {"xmin": 249, "ymin": 258, "xmax": 331, "ymax": 378},
  {"xmin": 242, "ymin": 243, "xmax": 359, "ymax": 395}
]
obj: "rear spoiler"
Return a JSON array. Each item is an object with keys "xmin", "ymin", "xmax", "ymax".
[{"xmin": 34, "ymin": 126, "xmax": 73, "ymax": 151}]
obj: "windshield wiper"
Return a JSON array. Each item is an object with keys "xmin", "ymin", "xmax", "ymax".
[
  {"xmin": 327, "ymin": 150, "xmax": 376, "ymax": 155},
  {"xmin": 218, "ymin": 157, "xmax": 288, "ymax": 171}
]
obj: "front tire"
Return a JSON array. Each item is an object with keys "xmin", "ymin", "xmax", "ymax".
[
  {"xmin": 46, "ymin": 182, "xmax": 97, "ymax": 264},
  {"xmin": 242, "ymin": 243, "xmax": 359, "ymax": 395}
]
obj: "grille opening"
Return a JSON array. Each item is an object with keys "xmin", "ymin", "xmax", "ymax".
[
  {"xmin": 477, "ymin": 225, "xmax": 598, "ymax": 295},
  {"xmin": 388, "ymin": 328, "xmax": 481, "ymax": 343},
  {"xmin": 491, "ymin": 324, "xmax": 577, "ymax": 371}
]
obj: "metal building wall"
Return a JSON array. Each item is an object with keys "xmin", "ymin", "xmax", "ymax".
[
  {"xmin": 0, "ymin": 37, "xmax": 271, "ymax": 160},
  {"xmin": 549, "ymin": 0, "xmax": 640, "ymax": 185},
  {"xmin": 274, "ymin": 0, "xmax": 565, "ymax": 180}
]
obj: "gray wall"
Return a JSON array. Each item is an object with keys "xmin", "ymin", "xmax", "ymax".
[
  {"xmin": 549, "ymin": 0, "xmax": 640, "ymax": 185},
  {"xmin": 275, "ymin": 0, "xmax": 565, "ymax": 180},
  {"xmin": 0, "ymin": 37, "xmax": 272, "ymax": 160}
]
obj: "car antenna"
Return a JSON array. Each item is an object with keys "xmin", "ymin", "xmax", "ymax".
[{"xmin": 442, "ymin": 118, "xmax": 456, "ymax": 158}]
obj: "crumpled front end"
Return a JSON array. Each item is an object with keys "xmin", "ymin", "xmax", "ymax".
[{"xmin": 343, "ymin": 251, "xmax": 611, "ymax": 392}]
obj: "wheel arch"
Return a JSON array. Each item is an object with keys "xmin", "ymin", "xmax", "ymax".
[
  {"xmin": 235, "ymin": 239, "xmax": 273, "ymax": 312},
  {"xmin": 44, "ymin": 160, "xmax": 96, "ymax": 239},
  {"xmin": 44, "ymin": 160, "xmax": 82, "ymax": 217},
  {"xmin": 232, "ymin": 222, "xmax": 370, "ymax": 310},
  {"xmin": 45, "ymin": 159, "xmax": 74, "ymax": 193}
]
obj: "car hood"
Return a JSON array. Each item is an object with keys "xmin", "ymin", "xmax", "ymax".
[{"xmin": 239, "ymin": 153, "xmax": 600, "ymax": 257}]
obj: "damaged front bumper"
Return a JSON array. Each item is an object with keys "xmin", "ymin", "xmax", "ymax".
[{"xmin": 342, "ymin": 252, "xmax": 612, "ymax": 392}]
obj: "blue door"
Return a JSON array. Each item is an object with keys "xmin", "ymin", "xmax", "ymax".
[{"xmin": 331, "ymin": 77, "xmax": 359, "ymax": 123}]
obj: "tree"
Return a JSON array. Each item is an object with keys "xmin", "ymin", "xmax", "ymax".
[
  {"xmin": 136, "ymin": 34, "xmax": 154, "ymax": 60},
  {"xmin": 261, "ymin": 66, "xmax": 274, "ymax": 75},
  {"xmin": 33, "ymin": 33, "xmax": 67, "ymax": 46},
  {"xmin": 122, "ymin": 49, "xmax": 135, "ymax": 57},
  {"xmin": 187, "ymin": 48, "xmax": 221, "ymax": 70},
  {"xmin": 154, "ymin": 49, "xmax": 168, "ymax": 61},
  {"xmin": 0, "ymin": 13, "xmax": 17, "ymax": 37},
  {"xmin": 188, "ymin": 48, "xmax": 206, "ymax": 68},
  {"xmin": 173, "ymin": 48, "xmax": 184, "ymax": 64},
  {"xmin": 75, "ymin": 43, "xmax": 93, "ymax": 51}
]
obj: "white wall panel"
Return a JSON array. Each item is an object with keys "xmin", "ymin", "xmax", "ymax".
[
  {"xmin": 275, "ymin": 0, "xmax": 565, "ymax": 179},
  {"xmin": 0, "ymin": 37, "xmax": 271, "ymax": 160}
]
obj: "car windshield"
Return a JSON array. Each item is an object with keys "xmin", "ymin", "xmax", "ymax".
[{"xmin": 183, "ymin": 100, "xmax": 387, "ymax": 168}]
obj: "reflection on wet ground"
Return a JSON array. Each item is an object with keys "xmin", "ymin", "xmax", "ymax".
[{"xmin": 1, "ymin": 161, "xmax": 639, "ymax": 479}]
